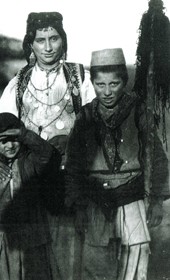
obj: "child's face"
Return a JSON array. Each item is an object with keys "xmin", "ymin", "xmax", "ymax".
[
  {"xmin": 92, "ymin": 71, "xmax": 124, "ymax": 109},
  {"xmin": 0, "ymin": 136, "xmax": 21, "ymax": 159}
]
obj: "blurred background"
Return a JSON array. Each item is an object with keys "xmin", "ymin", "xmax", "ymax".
[
  {"xmin": 0, "ymin": 0, "xmax": 169, "ymax": 67},
  {"xmin": 0, "ymin": 0, "xmax": 170, "ymax": 279},
  {"xmin": 0, "ymin": 0, "xmax": 169, "ymax": 86}
]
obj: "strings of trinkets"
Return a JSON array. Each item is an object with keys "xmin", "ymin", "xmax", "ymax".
[{"xmin": 22, "ymin": 62, "xmax": 75, "ymax": 139}]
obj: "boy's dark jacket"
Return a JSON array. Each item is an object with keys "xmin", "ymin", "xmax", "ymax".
[{"xmin": 65, "ymin": 94, "xmax": 169, "ymax": 212}]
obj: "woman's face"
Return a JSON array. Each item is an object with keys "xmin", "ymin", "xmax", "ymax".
[
  {"xmin": 31, "ymin": 26, "xmax": 63, "ymax": 68},
  {"xmin": 92, "ymin": 71, "xmax": 124, "ymax": 109}
]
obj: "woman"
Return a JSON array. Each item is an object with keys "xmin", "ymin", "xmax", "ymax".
[
  {"xmin": 0, "ymin": 12, "xmax": 95, "ymax": 280},
  {"xmin": 0, "ymin": 12, "xmax": 95, "ymax": 142}
]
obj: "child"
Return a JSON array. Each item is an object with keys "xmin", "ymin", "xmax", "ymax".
[
  {"xmin": 0, "ymin": 113, "xmax": 61, "ymax": 280},
  {"xmin": 65, "ymin": 48, "xmax": 169, "ymax": 280}
]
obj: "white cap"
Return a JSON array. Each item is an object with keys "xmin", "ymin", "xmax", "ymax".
[{"xmin": 90, "ymin": 48, "xmax": 126, "ymax": 66}]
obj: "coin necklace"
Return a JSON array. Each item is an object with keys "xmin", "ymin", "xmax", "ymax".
[{"xmin": 23, "ymin": 100, "xmax": 69, "ymax": 139}]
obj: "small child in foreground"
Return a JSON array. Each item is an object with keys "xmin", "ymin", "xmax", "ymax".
[{"xmin": 0, "ymin": 112, "xmax": 61, "ymax": 280}]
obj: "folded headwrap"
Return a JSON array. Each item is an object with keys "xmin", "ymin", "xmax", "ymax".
[
  {"xmin": 23, "ymin": 11, "xmax": 67, "ymax": 63},
  {"xmin": 26, "ymin": 12, "xmax": 63, "ymax": 33}
]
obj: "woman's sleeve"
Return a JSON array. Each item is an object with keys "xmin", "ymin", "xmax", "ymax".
[
  {"xmin": 65, "ymin": 112, "xmax": 87, "ymax": 208},
  {"xmin": 20, "ymin": 129, "xmax": 61, "ymax": 182},
  {"xmin": 81, "ymin": 70, "xmax": 96, "ymax": 106}
]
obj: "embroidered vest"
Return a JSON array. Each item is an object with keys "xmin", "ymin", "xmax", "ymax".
[{"xmin": 16, "ymin": 62, "xmax": 85, "ymax": 119}]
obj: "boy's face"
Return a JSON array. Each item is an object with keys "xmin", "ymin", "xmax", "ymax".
[
  {"xmin": 92, "ymin": 71, "xmax": 124, "ymax": 109},
  {"xmin": 0, "ymin": 135, "xmax": 21, "ymax": 159}
]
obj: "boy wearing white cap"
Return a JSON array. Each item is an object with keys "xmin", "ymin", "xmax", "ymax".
[{"xmin": 65, "ymin": 48, "xmax": 169, "ymax": 280}]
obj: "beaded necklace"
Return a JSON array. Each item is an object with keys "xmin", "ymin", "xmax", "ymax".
[
  {"xmin": 22, "ymin": 63, "xmax": 75, "ymax": 137},
  {"xmin": 16, "ymin": 62, "xmax": 82, "ymax": 135},
  {"xmin": 29, "ymin": 63, "xmax": 61, "ymax": 92},
  {"xmin": 26, "ymin": 82, "xmax": 70, "ymax": 106},
  {"xmin": 23, "ymin": 100, "xmax": 69, "ymax": 136}
]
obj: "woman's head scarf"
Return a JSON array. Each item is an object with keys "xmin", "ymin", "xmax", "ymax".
[{"xmin": 23, "ymin": 12, "xmax": 67, "ymax": 63}]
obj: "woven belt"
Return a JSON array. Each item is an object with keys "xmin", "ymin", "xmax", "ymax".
[{"xmin": 88, "ymin": 170, "xmax": 142, "ymax": 189}]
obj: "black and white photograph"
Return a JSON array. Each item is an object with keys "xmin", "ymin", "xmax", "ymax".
[{"xmin": 0, "ymin": 0, "xmax": 170, "ymax": 279}]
